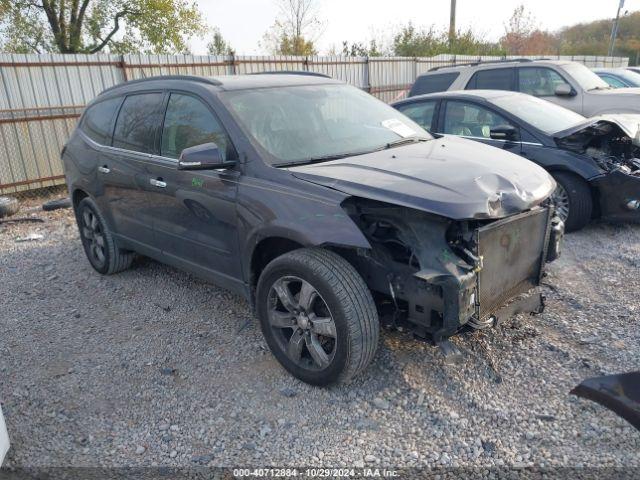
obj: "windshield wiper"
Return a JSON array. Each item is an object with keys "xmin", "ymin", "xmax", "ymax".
[
  {"xmin": 384, "ymin": 137, "xmax": 428, "ymax": 149},
  {"xmin": 275, "ymin": 138, "xmax": 430, "ymax": 168},
  {"xmin": 588, "ymin": 86, "xmax": 612, "ymax": 91},
  {"xmin": 275, "ymin": 152, "xmax": 364, "ymax": 168}
]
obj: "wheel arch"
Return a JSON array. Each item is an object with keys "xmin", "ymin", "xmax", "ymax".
[
  {"xmin": 245, "ymin": 224, "xmax": 371, "ymax": 302},
  {"xmin": 546, "ymin": 167, "xmax": 600, "ymax": 219}
]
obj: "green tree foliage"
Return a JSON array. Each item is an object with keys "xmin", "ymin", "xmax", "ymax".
[
  {"xmin": 207, "ymin": 27, "xmax": 233, "ymax": 55},
  {"xmin": 0, "ymin": 0, "xmax": 206, "ymax": 54},
  {"xmin": 341, "ymin": 39, "xmax": 384, "ymax": 57},
  {"xmin": 392, "ymin": 23, "xmax": 504, "ymax": 57},
  {"xmin": 559, "ymin": 11, "xmax": 640, "ymax": 62}
]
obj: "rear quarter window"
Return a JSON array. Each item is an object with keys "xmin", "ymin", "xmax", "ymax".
[
  {"xmin": 410, "ymin": 72, "xmax": 460, "ymax": 96},
  {"xmin": 466, "ymin": 68, "xmax": 514, "ymax": 90},
  {"xmin": 80, "ymin": 97, "xmax": 122, "ymax": 145}
]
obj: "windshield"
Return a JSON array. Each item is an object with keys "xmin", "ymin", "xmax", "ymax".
[
  {"xmin": 561, "ymin": 63, "xmax": 611, "ymax": 91},
  {"xmin": 223, "ymin": 84, "xmax": 431, "ymax": 166},
  {"xmin": 616, "ymin": 70, "xmax": 640, "ymax": 87},
  {"xmin": 491, "ymin": 94, "xmax": 585, "ymax": 134}
]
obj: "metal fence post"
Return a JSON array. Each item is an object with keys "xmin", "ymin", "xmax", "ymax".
[{"xmin": 364, "ymin": 56, "xmax": 370, "ymax": 93}]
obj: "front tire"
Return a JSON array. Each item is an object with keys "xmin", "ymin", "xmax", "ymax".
[
  {"xmin": 256, "ymin": 248, "xmax": 379, "ymax": 386},
  {"xmin": 550, "ymin": 172, "xmax": 592, "ymax": 232},
  {"xmin": 75, "ymin": 197, "xmax": 135, "ymax": 274}
]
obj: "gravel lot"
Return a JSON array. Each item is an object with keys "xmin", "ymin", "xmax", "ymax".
[{"xmin": 1, "ymin": 197, "xmax": 639, "ymax": 470}]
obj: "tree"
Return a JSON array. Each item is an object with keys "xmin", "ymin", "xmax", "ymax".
[
  {"xmin": 391, "ymin": 23, "xmax": 504, "ymax": 57},
  {"xmin": 501, "ymin": 5, "xmax": 558, "ymax": 55},
  {"xmin": 261, "ymin": 0, "xmax": 323, "ymax": 55},
  {"xmin": 207, "ymin": 27, "xmax": 233, "ymax": 55},
  {"xmin": 341, "ymin": 39, "xmax": 384, "ymax": 57},
  {"xmin": 0, "ymin": 0, "xmax": 206, "ymax": 54}
]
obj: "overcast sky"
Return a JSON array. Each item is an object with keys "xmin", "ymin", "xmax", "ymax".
[{"xmin": 190, "ymin": 0, "xmax": 640, "ymax": 55}]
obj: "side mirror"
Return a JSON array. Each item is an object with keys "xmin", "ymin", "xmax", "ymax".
[
  {"xmin": 490, "ymin": 125, "xmax": 518, "ymax": 141},
  {"xmin": 554, "ymin": 83, "xmax": 574, "ymax": 97},
  {"xmin": 177, "ymin": 142, "xmax": 235, "ymax": 170}
]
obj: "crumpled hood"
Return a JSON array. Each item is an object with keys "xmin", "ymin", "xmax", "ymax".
[
  {"xmin": 288, "ymin": 136, "xmax": 555, "ymax": 220},
  {"xmin": 555, "ymin": 114, "xmax": 640, "ymax": 147}
]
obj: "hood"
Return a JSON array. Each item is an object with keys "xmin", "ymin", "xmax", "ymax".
[
  {"xmin": 555, "ymin": 114, "xmax": 640, "ymax": 148},
  {"xmin": 288, "ymin": 136, "xmax": 555, "ymax": 220},
  {"xmin": 589, "ymin": 87, "xmax": 640, "ymax": 96}
]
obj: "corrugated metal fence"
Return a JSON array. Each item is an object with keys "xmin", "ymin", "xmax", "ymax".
[{"xmin": 0, "ymin": 52, "xmax": 629, "ymax": 195}]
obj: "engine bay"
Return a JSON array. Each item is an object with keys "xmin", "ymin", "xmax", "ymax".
[{"xmin": 556, "ymin": 120, "xmax": 640, "ymax": 174}]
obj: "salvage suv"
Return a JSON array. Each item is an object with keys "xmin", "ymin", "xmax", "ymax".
[
  {"xmin": 409, "ymin": 59, "xmax": 640, "ymax": 116},
  {"xmin": 62, "ymin": 74, "xmax": 563, "ymax": 385}
]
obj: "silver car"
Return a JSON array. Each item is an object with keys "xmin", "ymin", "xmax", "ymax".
[{"xmin": 409, "ymin": 59, "xmax": 640, "ymax": 116}]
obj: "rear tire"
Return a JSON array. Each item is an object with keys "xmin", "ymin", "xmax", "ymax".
[
  {"xmin": 551, "ymin": 172, "xmax": 592, "ymax": 232},
  {"xmin": 75, "ymin": 197, "xmax": 135, "ymax": 274},
  {"xmin": 256, "ymin": 248, "xmax": 379, "ymax": 386}
]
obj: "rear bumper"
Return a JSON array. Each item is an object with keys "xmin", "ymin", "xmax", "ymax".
[{"xmin": 591, "ymin": 171, "xmax": 640, "ymax": 222}]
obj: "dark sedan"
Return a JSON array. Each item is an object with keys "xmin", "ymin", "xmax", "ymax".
[{"xmin": 393, "ymin": 90, "xmax": 640, "ymax": 231}]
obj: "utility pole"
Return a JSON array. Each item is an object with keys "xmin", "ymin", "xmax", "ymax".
[
  {"xmin": 608, "ymin": 0, "xmax": 625, "ymax": 56},
  {"xmin": 449, "ymin": 0, "xmax": 457, "ymax": 49}
]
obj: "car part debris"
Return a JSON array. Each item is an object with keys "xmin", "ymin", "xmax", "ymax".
[
  {"xmin": 570, "ymin": 371, "xmax": 640, "ymax": 431},
  {"xmin": 0, "ymin": 217, "xmax": 44, "ymax": 225},
  {"xmin": 42, "ymin": 197, "xmax": 72, "ymax": 212},
  {"xmin": 15, "ymin": 233, "xmax": 44, "ymax": 242},
  {"xmin": 0, "ymin": 196, "xmax": 19, "ymax": 219}
]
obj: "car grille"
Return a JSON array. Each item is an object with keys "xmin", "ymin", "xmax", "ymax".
[{"xmin": 475, "ymin": 207, "xmax": 551, "ymax": 320}]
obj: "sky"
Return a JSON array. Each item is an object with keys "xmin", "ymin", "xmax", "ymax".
[{"xmin": 190, "ymin": 0, "xmax": 640, "ymax": 55}]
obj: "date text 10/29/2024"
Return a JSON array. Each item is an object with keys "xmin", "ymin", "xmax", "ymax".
[{"xmin": 233, "ymin": 468, "xmax": 400, "ymax": 478}]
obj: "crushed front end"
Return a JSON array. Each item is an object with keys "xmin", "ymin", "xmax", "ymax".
[
  {"xmin": 343, "ymin": 199, "xmax": 563, "ymax": 341},
  {"xmin": 556, "ymin": 117, "xmax": 640, "ymax": 222}
]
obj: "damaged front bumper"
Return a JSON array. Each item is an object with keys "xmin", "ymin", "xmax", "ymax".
[
  {"xmin": 592, "ymin": 170, "xmax": 640, "ymax": 222},
  {"xmin": 366, "ymin": 206, "xmax": 561, "ymax": 341}
]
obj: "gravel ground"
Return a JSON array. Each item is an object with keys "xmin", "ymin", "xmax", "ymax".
[{"xmin": 0, "ymin": 198, "xmax": 639, "ymax": 470}]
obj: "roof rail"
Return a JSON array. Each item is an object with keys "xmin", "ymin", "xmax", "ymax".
[
  {"xmin": 102, "ymin": 75, "xmax": 221, "ymax": 94},
  {"xmin": 251, "ymin": 70, "xmax": 331, "ymax": 78},
  {"xmin": 428, "ymin": 58, "xmax": 549, "ymax": 72}
]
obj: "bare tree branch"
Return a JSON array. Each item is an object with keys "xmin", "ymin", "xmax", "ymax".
[{"xmin": 89, "ymin": 9, "xmax": 129, "ymax": 53}]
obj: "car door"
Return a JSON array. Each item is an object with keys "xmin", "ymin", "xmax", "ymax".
[
  {"xmin": 437, "ymin": 99, "xmax": 522, "ymax": 155},
  {"xmin": 143, "ymin": 91, "xmax": 242, "ymax": 287},
  {"xmin": 101, "ymin": 91, "xmax": 166, "ymax": 248},
  {"xmin": 516, "ymin": 67, "xmax": 583, "ymax": 114},
  {"xmin": 394, "ymin": 99, "xmax": 439, "ymax": 132}
]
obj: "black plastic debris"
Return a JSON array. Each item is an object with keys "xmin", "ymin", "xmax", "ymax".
[{"xmin": 571, "ymin": 371, "xmax": 640, "ymax": 431}]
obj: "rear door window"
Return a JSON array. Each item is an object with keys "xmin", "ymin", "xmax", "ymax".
[
  {"xmin": 466, "ymin": 68, "xmax": 514, "ymax": 90},
  {"xmin": 161, "ymin": 93, "xmax": 235, "ymax": 160},
  {"xmin": 81, "ymin": 97, "xmax": 122, "ymax": 145},
  {"xmin": 410, "ymin": 73, "xmax": 459, "ymax": 96},
  {"xmin": 396, "ymin": 101, "xmax": 437, "ymax": 131},
  {"xmin": 518, "ymin": 67, "xmax": 568, "ymax": 96},
  {"xmin": 113, "ymin": 92, "xmax": 164, "ymax": 153}
]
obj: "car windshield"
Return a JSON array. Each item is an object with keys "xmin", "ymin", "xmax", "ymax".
[
  {"xmin": 491, "ymin": 94, "xmax": 586, "ymax": 134},
  {"xmin": 223, "ymin": 83, "xmax": 432, "ymax": 166},
  {"xmin": 615, "ymin": 70, "xmax": 640, "ymax": 87},
  {"xmin": 561, "ymin": 63, "xmax": 611, "ymax": 91}
]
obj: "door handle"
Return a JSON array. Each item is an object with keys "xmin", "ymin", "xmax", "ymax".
[
  {"xmin": 150, "ymin": 178, "xmax": 167, "ymax": 188},
  {"xmin": 98, "ymin": 166, "xmax": 110, "ymax": 174}
]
